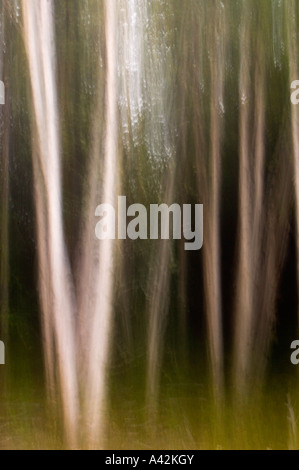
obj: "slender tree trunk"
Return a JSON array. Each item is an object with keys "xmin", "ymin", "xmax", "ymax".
[
  {"xmin": 83, "ymin": 0, "xmax": 118, "ymax": 448},
  {"xmin": 22, "ymin": 0, "xmax": 79, "ymax": 448}
]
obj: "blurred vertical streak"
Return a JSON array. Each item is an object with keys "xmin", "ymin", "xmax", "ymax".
[
  {"xmin": 233, "ymin": 1, "xmax": 292, "ymax": 391},
  {"xmin": 253, "ymin": 129, "xmax": 292, "ymax": 381},
  {"xmin": 272, "ymin": 0, "xmax": 284, "ymax": 70},
  {"xmin": 233, "ymin": 0, "xmax": 254, "ymax": 393},
  {"xmin": 31, "ymin": 144, "xmax": 55, "ymax": 404},
  {"xmin": 191, "ymin": 0, "xmax": 225, "ymax": 398},
  {"xmin": 22, "ymin": 0, "xmax": 79, "ymax": 448},
  {"xmin": 250, "ymin": 7, "xmax": 291, "ymax": 381},
  {"xmin": 176, "ymin": 2, "xmax": 199, "ymax": 367},
  {"xmin": 76, "ymin": 4, "xmax": 105, "ymax": 377},
  {"xmin": 286, "ymin": 0, "xmax": 299, "ymax": 322},
  {"xmin": 0, "ymin": 1, "xmax": 9, "ymax": 344},
  {"xmin": 202, "ymin": 0, "xmax": 226, "ymax": 397},
  {"xmin": 83, "ymin": 0, "xmax": 118, "ymax": 448},
  {"xmin": 146, "ymin": 172, "xmax": 174, "ymax": 416}
]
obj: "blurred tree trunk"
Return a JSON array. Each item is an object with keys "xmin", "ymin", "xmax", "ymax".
[{"xmin": 0, "ymin": 0, "xmax": 10, "ymax": 345}]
